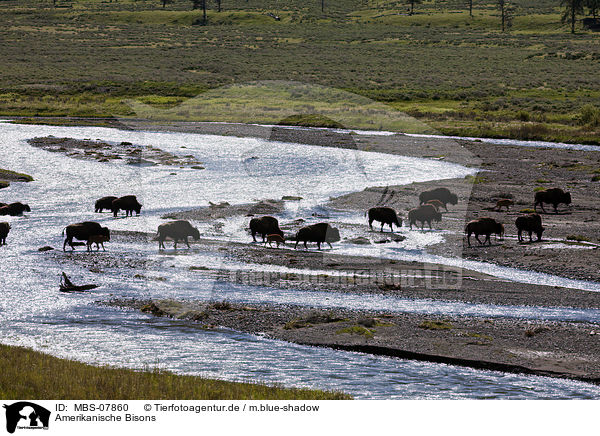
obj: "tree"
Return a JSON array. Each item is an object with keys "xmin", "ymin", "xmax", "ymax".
[
  {"xmin": 192, "ymin": 0, "xmax": 207, "ymax": 23},
  {"xmin": 407, "ymin": 0, "xmax": 422, "ymax": 15},
  {"xmin": 161, "ymin": 0, "xmax": 173, "ymax": 8},
  {"xmin": 586, "ymin": 0, "xmax": 600, "ymax": 17},
  {"xmin": 468, "ymin": 0, "xmax": 473, "ymax": 17},
  {"xmin": 561, "ymin": 0, "xmax": 584, "ymax": 33},
  {"xmin": 497, "ymin": 0, "xmax": 514, "ymax": 31},
  {"xmin": 216, "ymin": 0, "xmax": 222, "ymax": 12}
]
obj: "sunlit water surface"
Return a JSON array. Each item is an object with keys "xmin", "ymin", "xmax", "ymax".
[{"xmin": 1, "ymin": 122, "xmax": 599, "ymax": 399}]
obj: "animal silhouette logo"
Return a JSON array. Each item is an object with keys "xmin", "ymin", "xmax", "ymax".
[{"xmin": 3, "ymin": 402, "xmax": 50, "ymax": 433}]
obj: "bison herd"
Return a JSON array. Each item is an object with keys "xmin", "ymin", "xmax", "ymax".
[{"xmin": 0, "ymin": 185, "xmax": 576, "ymax": 252}]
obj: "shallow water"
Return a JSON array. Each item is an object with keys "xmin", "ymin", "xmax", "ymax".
[{"xmin": 1, "ymin": 122, "xmax": 600, "ymax": 399}]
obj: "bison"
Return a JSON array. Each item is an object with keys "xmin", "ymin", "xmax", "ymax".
[
  {"xmin": 157, "ymin": 220, "xmax": 200, "ymax": 249},
  {"xmin": 0, "ymin": 202, "xmax": 31, "ymax": 216},
  {"xmin": 265, "ymin": 233, "xmax": 285, "ymax": 248},
  {"xmin": 95, "ymin": 196, "xmax": 118, "ymax": 213},
  {"xmin": 0, "ymin": 222, "xmax": 10, "ymax": 245},
  {"xmin": 112, "ymin": 195, "xmax": 142, "ymax": 217},
  {"xmin": 63, "ymin": 221, "xmax": 110, "ymax": 251},
  {"xmin": 515, "ymin": 213, "xmax": 544, "ymax": 242},
  {"xmin": 465, "ymin": 217, "xmax": 504, "ymax": 247},
  {"xmin": 249, "ymin": 216, "xmax": 283, "ymax": 242},
  {"xmin": 87, "ymin": 234, "xmax": 110, "ymax": 252},
  {"xmin": 294, "ymin": 222, "xmax": 340, "ymax": 250},
  {"xmin": 407, "ymin": 204, "xmax": 442, "ymax": 230},
  {"xmin": 367, "ymin": 207, "xmax": 402, "ymax": 232},
  {"xmin": 534, "ymin": 188, "xmax": 571, "ymax": 214},
  {"xmin": 494, "ymin": 199, "xmax": 514, "ymax": 211},
  {"xmin": 419, "ymin": 188, "xmax": 458, "ymax": 211},
  {"xmin": 425, "ymin": 199, "xmax": 444, "ymax": 212}
]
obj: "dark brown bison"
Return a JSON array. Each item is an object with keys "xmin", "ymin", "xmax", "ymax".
[
  {"xmin": 249, "ymin": 216, "xmax": 283, "ymax": 242},
  {"xmin": 534, "ymin": 188, "xmax": 571, "ymax": 214},
  {"xmin": 63, "ymin": 221, "xmax": 110, "ymax": 251},
  {"xmin": 515, "ymin": 213, "xmax": 544, "ymax": 242},
  {"xmin": 95, "ymin": 196, "xmax": 118, "ymax": 213},
  {"xmin": 408, "ymin": 204, "xmax": 442, "ymax": 230},
  {"xmin": 157, "ymin": 220, "xmax": 200, "ymax": 249},
  {"xmin": 294, "ymin": 222, "xmax": 341, "ymax": 250},
  {"xmin": 0, "ymin": 202, "xmax": 31, "ymax": 216},
  {"xmin": 465, "ymin": 217, "xmax": 504, "ymax": 247},
  {"xmin": 419, "ymin": 188, "xmax": 458, "ymax": 210},
  {"xmin": 0, "ymin": 222, "xmax": 10, "ymax": 245},
  {"xmin": 367, "ymin": 207, "xmax": 402, "ymax": 232},
  {"xmin": 112, "ymin": 195, "xmax": 142, "ymax": 217}
]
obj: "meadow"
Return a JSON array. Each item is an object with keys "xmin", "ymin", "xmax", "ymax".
[
  {"xmin": 0, "ymin": 0, "xmax": 599, "ymax": 142},
  {"xmin": 0, "ymin": 345, "xmax": 350, "ymax": 399}
]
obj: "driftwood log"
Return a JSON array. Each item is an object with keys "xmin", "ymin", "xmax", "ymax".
[{"xmin": 59, "ymin": 272, "xmax": 98, "ymax": 292}]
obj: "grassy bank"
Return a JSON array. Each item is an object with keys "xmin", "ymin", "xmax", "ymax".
[
  {"xmin": 0, "ymin": 345, "xmax": 350, "ymax": 399},
  {"xmin": 1, "ymin": 0, "xmax": 599, "ymax": 142}
]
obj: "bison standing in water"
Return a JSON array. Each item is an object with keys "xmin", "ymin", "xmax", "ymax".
[
  {"xmin": 419, "ymin": 188, "xmax": 458, "ymax": 211},
  {"xmin": 516, "ymin": 213, "xmax": 544, "ymax": 242},
  {"xmin": 294, "ymin": 222, "xmax": 340, "ymax": 250},
  {"xmin": 367, "ymin": 207, "xmax": 402, "ymax": 232},
  {"xmin": 0, "ymin": 222, "xmax": 10, "ymax": 245},
  {"xmin": 157, "ymin": 220, "xmax": 200, "ymax": 249},
  {"xmin": 407, "ymin": 204, "xmax": 442, "ymax": 230},
  {"xmin": 534, "ymin": 188, "xmax": 571, "ymax": 214},
  {"xmin": 465, "ymin": 217, "xmax": 504, "ymax": 247},
  {"xmin": 95, "ymin": 196, "xmax": 118, "ymax": 213},
  {"xmin": 0, "ymin": 202, "xmax": 31, "ymax": 216},
  {"xmin": 63, "ymin": 221, "xmax": 110, "ymax": 251},
  {"xmin": 112, "ymin": 195, "xmax": 142, "ymax": 217},
  {"xmin": 249, "ymin": 216, "xmax": 283, "ymax": 242}
]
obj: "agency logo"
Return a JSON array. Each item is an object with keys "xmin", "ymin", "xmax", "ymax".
[{"xmin": 3, "ymin": 402, "xmax": 50, "ymax": 434}]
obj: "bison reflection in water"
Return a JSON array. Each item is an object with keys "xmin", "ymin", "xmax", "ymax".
[
  {"xmin": 157, "ymin": 220, "xmax": 200, "ymax": 249},
  {"xmin": 63, "ymin": 222, "xmax": 110, "ymax": 251}
]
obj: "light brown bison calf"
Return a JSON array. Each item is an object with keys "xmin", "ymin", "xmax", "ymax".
[
  {"xmin": 494, "ymin": 199, "xmax": 514, "ymax": 211},
  {"xmin": 265, "ymin": 234, "xmax": 285, "ymax": 248},
  {"xmin": 87, "ymin": 234, "xmax": 110, "ymax": 252},
  {"xmin": 425, "ymin": 199, "xmax": 444, "ymax": 212}
]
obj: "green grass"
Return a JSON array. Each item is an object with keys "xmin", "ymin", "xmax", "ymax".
[
  {"xmin": 0, "ymin": 344, "xmax": 350, "ymax": 399},
  {"xmin": 1, "ymin": 0, "xmax": 600, "ymax": 143},
  {"xmin": 418, "ymin": 320, "xmax": 453, "ymax": 330},
  {"xmin": 0, "ymin": 168, "xmax": 34, "ymax": 182},
  {"xmin": 566, "ymin": 234, "xmax": 591, "ymax": 242},
  {"xmin": 336, "ymin": 325, "xmax": 374, "ymax": 338}
]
